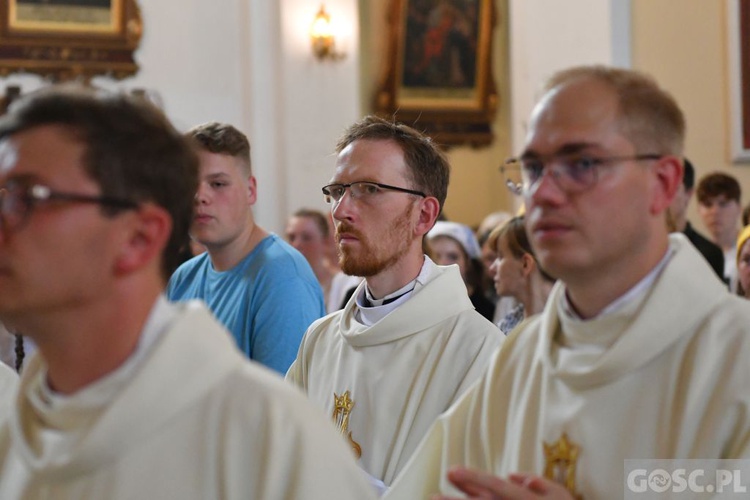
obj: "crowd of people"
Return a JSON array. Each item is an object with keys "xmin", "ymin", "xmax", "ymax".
[{"xmin": 0, "ymin": 64, "xmax": 749, "ymax": 499}]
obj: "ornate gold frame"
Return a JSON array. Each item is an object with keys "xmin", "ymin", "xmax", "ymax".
[
  {"xmin": 374, "ymin": 0, "xmax": 499, "ymax": 148},
  {"xmin": 0, "ymin": 0, "xmax": 142, "ymax": 82}
]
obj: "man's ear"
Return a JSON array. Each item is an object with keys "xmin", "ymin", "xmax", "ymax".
[
  {"xmin": 651, "ymin": 155, "xmax": 682, "ymax": 215},
  {"xmin": 113, "ymin": 203, "xmax": 172, "ymax": 276},
  {"xmin": 415, "ymin": 197, "xmax": 441, "ymax": 236},
  {"xmin": 247, "ymin": 175, "xmax": 257, "ymax": 206}
]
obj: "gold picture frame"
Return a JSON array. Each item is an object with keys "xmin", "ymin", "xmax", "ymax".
[
  {"xmin": 374, "ymin": 0, "xmax": 498, "ymax": 147},
  {"xmin": 0, "ymin": 0, "xmax": 142, "ymax": 82}
]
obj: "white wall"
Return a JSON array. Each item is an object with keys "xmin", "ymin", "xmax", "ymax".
[
  {"xmin": 0, "ymin": 0, "xmax": 644, "ymax": 231},
  {"xmin": 507, "ymin": 0, "xmax": 631, "ymax": 153},
  {"xmin": 275, "ymin": 0, "xmax": 361, "ymax": 230}
]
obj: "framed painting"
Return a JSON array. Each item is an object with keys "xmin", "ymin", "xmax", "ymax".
[
  {"xmin": 728, "ymin": 0, "xmax": 750, "ymax": 161},
  {"xmin": 0, "ymin": 0, "xmax": 142, "ymax": 81},
  {"xmin": 374, "ymin": 0, "xmax": 498, "ymax": 147}
]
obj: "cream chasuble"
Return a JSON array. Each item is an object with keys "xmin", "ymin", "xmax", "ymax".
[{"xmin": 386, "ymin": 234, "xmax": 750, "ymax": 499}]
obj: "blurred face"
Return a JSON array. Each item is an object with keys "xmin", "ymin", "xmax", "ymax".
[
  {"xmin": 429, "ymin": 236, "xmax": 469, "ymax": 283},
  {"xmin": 191, "ymin": 150, "xmax": 255, "ymax": 249},
  {"xmin": 698, "ymin": 195, "xmax": 741, "ymax": 244},
  {"xmin": 285, "ymin": 215, "xmax": 328, "ymax": 266},
  {"xmin": 739, "ymin": 240, "xmax": 750, "ymax": 295},
  {"xmin": 330, "ymin": 139, "xmax": 421, "ymax": 277},
  {"xmin": 522, "ymin": 78, "xmax": 657, "ymax": 284},
  {"xmin": 489, "ymin": 234, "xmax": 525, "ymax": 299},
  {"xmin": 480, "ymin": 238, "xmax": 497, "ymax": 278},
  {"xmin": 0, "ymin": 125, "xmax": 132, "ymax": 324}
]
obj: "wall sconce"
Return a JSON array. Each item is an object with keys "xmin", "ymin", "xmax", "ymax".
[{"xmin": 310, "ymin": 4, "xmax": 344, "ymax": 61}]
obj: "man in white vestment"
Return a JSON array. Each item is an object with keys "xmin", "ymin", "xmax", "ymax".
[
  {"xmin": 385, "ymin": 66, "xmax": 750, "ymax": 499},
  {"xmin": 0, "ymin": 87, "xmax": 377, "ymax": 500},
  {"xmin": 286, "ymin": 116, "xmax": 503, "ymax": 489}
]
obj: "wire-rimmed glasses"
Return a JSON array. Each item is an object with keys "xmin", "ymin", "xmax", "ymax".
[
  {"xmin": 499, "ymin": 153, "xmax": 662, "ymax": 196},
  {"xmin": 322, "ymin": 181, "xmax": 426, "ymax": 204}
]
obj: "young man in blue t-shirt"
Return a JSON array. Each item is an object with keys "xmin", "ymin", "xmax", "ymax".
[{"xmin": 168, "ymin": 122, "xmax": 324, "ymax": 374}]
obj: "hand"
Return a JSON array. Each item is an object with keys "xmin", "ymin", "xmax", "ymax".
[{"xmin": 431, "ymin": 467, "xmax": 575, "ymax": 500}]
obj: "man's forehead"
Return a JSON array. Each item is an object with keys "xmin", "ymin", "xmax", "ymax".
[
  {"xmin": 332, "ymin": 138, "xmax": 406, "ymax": 181},
  {"xmin": 288, "ymin": 216, "xmax": 317, "ymax": 231},
  {"xmin": 703, "ymin": 194, "xmax": 739, "ymax": 205},
  {"xmin": 197, "ymin": 150, "xmax": 244, "ymax": 175},
  {"xmin": 523, "ymin": 79, "xmax": 624, "ymax": 154}
]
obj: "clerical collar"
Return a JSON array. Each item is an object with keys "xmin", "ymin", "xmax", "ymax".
[
  {"xmin": 354, "ymin": 256, "xmax": 435, "ymax": 326},
  {"xmin": 363, "ymin": 280, "xmax": 416, "ymax": 307}
]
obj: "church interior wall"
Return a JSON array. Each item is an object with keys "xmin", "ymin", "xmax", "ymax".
[{"xmin": 0, "ymin": 0, "xmax": 744, "ymax": 236}]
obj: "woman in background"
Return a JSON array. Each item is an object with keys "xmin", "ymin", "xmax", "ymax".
[
  {"xmin": 427, "ymin": 221, "xmax": 495, "ymax": 321},
  {"xmin": 488, "ymin": 215, "xmax": 556, "ymax": 334}
]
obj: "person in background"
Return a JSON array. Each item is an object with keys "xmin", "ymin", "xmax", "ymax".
[
  {"xmin": 167, "ymin": 122, "xmax": 325, "ymax": 374},
  {"xmin": 667, "ymin": 158, "xmax": 724, "ymax": 280},
  {"xmin": 286, "ymin": 208, "xmax": 361, "ymax": 314},
  {"xmin": 476, "ymin": 211, "xmax": 516, "ymax": 324},
  {"xmin": 697, "ymin": 171, "xmax": 742, "ymax": 292},
  {"xmin": 488, "ymin": 215, "xmax": 555, "ymax": 334},
  {"xmin": 427, "ymin": 220, "xmax": 495, "ymax": 321},
  {"xmin": 0, "ymin": 86, "xmax": 375, "ymax": 499},
  {"xmin": 385, "ymin": 65, "xmax": 750, "ymax": 500},
  {"xmin": 736, "ymin": 225, "xmax": 750, "ymax": 297},
  {"xmin": 287, "ymin": 116, "xmax": 502, "ymax": 491}
]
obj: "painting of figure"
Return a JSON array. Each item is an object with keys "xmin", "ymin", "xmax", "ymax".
[{"xmin": 401, "ymin": 0, "xmax": 480, "ymax": 89}]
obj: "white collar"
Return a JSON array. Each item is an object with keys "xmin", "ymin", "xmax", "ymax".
[{"xmin": 355, "ymin": 256, "xmax": 435, "ymax": 326}]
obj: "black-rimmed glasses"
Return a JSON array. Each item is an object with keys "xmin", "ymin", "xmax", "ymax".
[
  {"xmin": 500, "ymin": 153, "xmax": 663, "ymax": 196},
  {"xmin": 322, "ymin": 181, "xmax": 426, "ymax": 204},
  {"xmin": 0, "ymin": 180, "xmax": 138, "ymax": 232}
]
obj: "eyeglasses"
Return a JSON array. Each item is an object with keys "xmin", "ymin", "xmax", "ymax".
[
  {"xmin": 322, "ymin": 181, "xmax": 426, "ymax": 204},
  {"xmin": 499, "ymin": 153, "xmax": 662, "ymax": 196},
  {"xmin": 0, "ymin": 180, "xmax": 138, "ymax": 233}
]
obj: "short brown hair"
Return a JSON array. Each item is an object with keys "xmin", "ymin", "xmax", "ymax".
[
  {"xmin": 187, "ymin": 122, "xmax": 251, "ymax": 175},
  {"xmin": 336, "ymin": 115, "xmax": 450, "ymax": 211},
  {"xmin": 0, "ymin": 85, "xmax": 199, "ymax": 281},
  {"xmin": 696, "ymin": 172, "xmax": 741, "ymax": 204},
  {"xmin": 543, "ymin": 65, "xmax": 685, "ymax": 156}
]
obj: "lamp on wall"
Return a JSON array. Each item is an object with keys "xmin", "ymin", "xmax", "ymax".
[{"xmin": 310, "ymin": 4, "xmax": 343, "ymax": 61}]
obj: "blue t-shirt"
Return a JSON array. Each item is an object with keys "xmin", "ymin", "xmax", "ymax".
[{"xmin": 167, "ymin": 234, "xmax": 325, "ymax": 374}]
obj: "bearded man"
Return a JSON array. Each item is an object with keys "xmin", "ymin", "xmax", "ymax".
[{"xmin": 286, "ymin": 116, "xmax": 502, "ymax": 492}]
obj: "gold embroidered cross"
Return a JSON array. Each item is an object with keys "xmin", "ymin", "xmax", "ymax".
[
  {"xmin": 332, "ymin": 390, "xmax": 362, "ymax": 458},
  {"xmin": 543, "ymin": 432, "xmax": 583, "ymax": 499}
]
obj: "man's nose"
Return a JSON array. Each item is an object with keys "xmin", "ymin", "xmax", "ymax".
[
  {"xmin": 194, "ymin": 184, "xmax": 209, "ymax": 204},
  {"xmin": 527, "ymin": 166, "xmax": 566, "ymax": 205},
  {"xmin": 331, "ymin": 190, "xmax": 355, "ymax": 222}
]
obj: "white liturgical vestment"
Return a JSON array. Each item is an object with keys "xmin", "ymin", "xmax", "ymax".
[
  {"xmin": 287, "ymin": 262, "xmax": 503, "ymax": 485},
  {"xmin": 0, "ymin": 300, "xmax": 376, "ymax": 500},
  {"xmin": 385, "ymin": 234, "xmax": 750, "ymax": 499}
]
